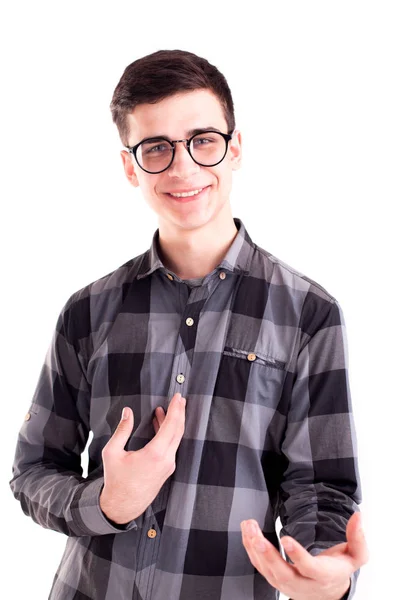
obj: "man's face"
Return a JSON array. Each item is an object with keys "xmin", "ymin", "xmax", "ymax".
[{"xmin": 121, "ymin": 89, "xmax": 242, "ymax": 233}]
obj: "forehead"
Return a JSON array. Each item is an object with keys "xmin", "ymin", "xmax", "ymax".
[{"xmin": 126, "ymin": 89, "xmax": 227, "ymax": 142}]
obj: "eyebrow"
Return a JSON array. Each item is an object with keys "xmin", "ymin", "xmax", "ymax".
[
  {"xmin": 142, "ymin": 127, "xmax": 223, "ymax": 142},
  {"xmin": 186, "ymin": 126, "xmax": 222, "ymax": 137}
]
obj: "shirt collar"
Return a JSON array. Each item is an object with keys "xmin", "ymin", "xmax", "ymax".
[{"xmin": 136, "ymin": 218, "xmax": 254, "ymax": 280}]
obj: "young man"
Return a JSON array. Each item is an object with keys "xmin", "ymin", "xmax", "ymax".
[{"xmin": 10, "ymin": 50, "xmax": 368, "ymax": 600}]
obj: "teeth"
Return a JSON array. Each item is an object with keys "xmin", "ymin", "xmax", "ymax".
[{"xmin": 170, "ymin": 188, "xmax": 204, "ymax": 198}]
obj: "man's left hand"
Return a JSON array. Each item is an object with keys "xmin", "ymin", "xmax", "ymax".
[{"xmin": 241, "ymin": 512, "xmax": 368, "ymax": 600}]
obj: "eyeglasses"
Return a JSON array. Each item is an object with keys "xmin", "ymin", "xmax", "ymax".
[{"xmin": 126, "ymin": 129, "xmax": 234, "ymax": 174}]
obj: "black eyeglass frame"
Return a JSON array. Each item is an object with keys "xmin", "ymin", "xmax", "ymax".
[{"xmin": 125, "ymin": 129, "xmax": 234, "ymax": 174}]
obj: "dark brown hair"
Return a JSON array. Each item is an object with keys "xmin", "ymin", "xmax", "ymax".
[{"xmin": 110, "ymin": 49, "xmax": 235, "ymax": 146}]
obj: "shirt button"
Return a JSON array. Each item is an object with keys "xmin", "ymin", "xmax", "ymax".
[
  {"xmin": 247, "ymin": 353, "xmax": 257, "ymax": 362},
  {"xmin": 219, "ymin": 271, "xmax": 226, "ymax": 280},
  {"xmin": 24, "ymin": 413, "xmax": 31, "ymax": 421},
  {"xmin": 147, "ymin": 528, "xmax": 157, "ymax": 539},
  {"xmin": 186, "ymin": 317, "xmax": 194, "ymax": 326},
  {"xmin": 166, "ymin": 273, "xmax": 174, "ymax": 281},
  {"xmin": 176, "ymin": 374, "xmax": 185, "ymax": 384}
]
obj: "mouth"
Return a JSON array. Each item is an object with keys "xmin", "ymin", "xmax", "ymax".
[{"xmin": 165, "ymin": 185, "xmax": 211, "ymax": 202}]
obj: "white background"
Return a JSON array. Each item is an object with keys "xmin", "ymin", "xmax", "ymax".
[{"xmin": 1, "ymin": 1, "xmax": 399, "ymax": 598}]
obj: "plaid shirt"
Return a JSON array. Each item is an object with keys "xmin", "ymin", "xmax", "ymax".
[{"xmin": 10, "ymin": 218, "xmax": 361, "ymax": 600}]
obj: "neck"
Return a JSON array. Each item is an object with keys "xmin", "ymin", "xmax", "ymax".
[{"xmin": 157, "ymin": 210, "xmax": 238, "ymax": 280}]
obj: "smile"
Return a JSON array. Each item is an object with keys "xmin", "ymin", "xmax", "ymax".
[{"xmin": 169, "ymin": 188, "xmax": 204, "ymax": 198}]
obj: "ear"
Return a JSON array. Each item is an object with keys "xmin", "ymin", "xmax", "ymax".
[
  {"xmin": 121, "ymin": 150, "xmax": 140, "ymax": 187},
  {"xmin": 229, "ymin": 129, "xmax": 242, "ymax": 171}
]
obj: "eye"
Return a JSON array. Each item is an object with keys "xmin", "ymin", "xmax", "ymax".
[
  {"xmin": 193, "ymin": 137, "xmax": 214, "ymax": 146},
  {"xmin": 145, "ymin": 143, "xmax": 170, "ymax": 154}
]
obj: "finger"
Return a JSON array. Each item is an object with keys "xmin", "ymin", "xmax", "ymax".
[
  {"xmin": 280, "ymin": 536, "xmax": 321, "ymax": 579},
  {"xmin": 240, "ymin": 520, "xmax": 268, "ymax": 575},
  {"xmin": 152, "ymin": 416, "xmax": 159, "ymax": 434},
  {"xmin": 155, "ymin": 406, "xmax": 166, "ymax": 427},
  {"xmin": 346, "ymin": 511, "xmax": 369, "ymax": 567},
  {"xmin": 152, "ymin": 407, "xmax": 166, "ymax": 434},
  {"xmin": 319, "ymin": 542, "xmax": 348, "ymax": 558},
  {"xmin": 104, "ymin": 407, "xmax": 134, "ymax": 453},
  {"xmin": 151, "ymin": 393, "xmax": 186, "ymax": 451},
  {"xmin": 241, "ymin": 521, "xmax": 300, "ymax": 594},
  {"xmin": 241, "ymin": 520, "xmax": 295, "ymax": 577}
]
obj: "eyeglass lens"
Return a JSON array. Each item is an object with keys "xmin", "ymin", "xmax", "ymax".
[{"xmin": 136, "ymin": 132, "xmax": 227, "ymax": 173}]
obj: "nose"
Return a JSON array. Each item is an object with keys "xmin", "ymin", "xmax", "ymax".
[{"xmin": 167, "ymin": 141, "xmax": 200, "ymax": 179}]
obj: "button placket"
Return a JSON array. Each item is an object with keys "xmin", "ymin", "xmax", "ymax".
[{"xmin": 171, "ymin": 277, "xmax": 210, "ymax": 404}]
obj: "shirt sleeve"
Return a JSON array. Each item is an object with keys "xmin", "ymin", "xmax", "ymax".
[
  {"xmin": 9, "ymin": 294, "xmax": 137, "ymax": 537},
  {"xmin": 279, "ymin": 292, "xmax": 362, "ymax": 599}
]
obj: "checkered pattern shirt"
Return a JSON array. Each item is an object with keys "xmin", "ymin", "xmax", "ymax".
[{"xmin": 10, "ymin": 218, "xmax": 361, "ymax": 599}]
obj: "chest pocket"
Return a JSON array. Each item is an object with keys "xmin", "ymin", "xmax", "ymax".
[
  {"xmin": 222, "ymin": 346, "xmax": 286, "ymax": 370},
  {"xmin": 214, "ymin": 345, "xmax": 287, "ymax": 410}
]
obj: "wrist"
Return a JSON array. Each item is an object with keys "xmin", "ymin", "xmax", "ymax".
[
  {"xmin": 100, "ymin": 489, "xmax": 120, "ymax": 522},
  {"xmin": 100, "ymin": 488, "xmax": 138, "ymax": 525}
]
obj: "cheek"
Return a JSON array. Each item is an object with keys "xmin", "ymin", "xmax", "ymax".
[
  {"xmin": 216, "ymin": 169, "xmax": 232, "ymax": 196},
  {"xmin": 138, "ymin": 176, "xmax": 160, "ymax": 200},
  {"xmin": 218, "ymin": 165, "xmax": 231, "ymax": 185}
]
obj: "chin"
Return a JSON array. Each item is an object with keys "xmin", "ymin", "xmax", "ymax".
[
  {"xmin": 155, "ymin": 192, "xmax": 228, "ymax": 231},
  {"xmin": 174, "ymin": 216, "xmax": 211, "ymax": 230}
]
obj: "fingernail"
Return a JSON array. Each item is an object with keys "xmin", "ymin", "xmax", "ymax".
[
  {"xmin": 121, "ymin": 407, "xmax": 128, "ymax": 420},
  {"xmin": 244, "ymin": 521, "xmax": 258, "ymax": 537},
  {"xmin": 180, "ymin": 396, "xmax": 186, "ymax": 406},
  {"xmin": 282, "ymin": 538, "xmax": 294, "ymax": 552}
]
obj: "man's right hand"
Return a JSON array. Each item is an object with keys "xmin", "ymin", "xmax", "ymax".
[{"xmin": 99, "ymin": 392, "xmax": 186, "ymax": 525}]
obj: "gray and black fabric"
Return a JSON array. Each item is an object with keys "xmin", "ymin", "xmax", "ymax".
[{"xmin": 10, "ymin": 218, "xmax": 361, "ymax": 600}]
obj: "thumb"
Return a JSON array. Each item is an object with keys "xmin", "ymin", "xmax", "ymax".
[
  {"xmin": 346, "ymin": 512, "xmax": 369, "ymax": 566},
  {"xmin": 108, "ymin": 407, "xmax": 134, "ymax": 450}
]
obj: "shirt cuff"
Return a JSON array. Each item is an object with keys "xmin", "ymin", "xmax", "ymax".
[{"xmin": 70, "ymin": 477, "xmax": 138, "ymax": 535}]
